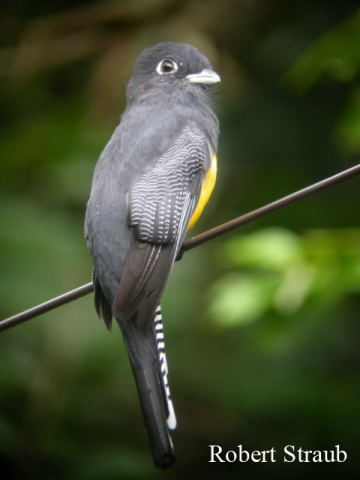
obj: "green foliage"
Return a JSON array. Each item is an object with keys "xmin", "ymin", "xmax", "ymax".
[
  {"xmin": 336, "ymin": 88, "xmax": 360, "ymax": 154},
  {"xmin": 1, "ymin": 1, "xmax": 360, "ymax": 479},
  {"xmin": 209, "ymin": 228, "xmax": 360, "ymax": 327},
  {"xmin": 285, "ymin": 8, "xmax": 360, "ymax": 154},
  {"xmin": 285, "ymin": 9, "xmax": 360, "ymax": 92}
]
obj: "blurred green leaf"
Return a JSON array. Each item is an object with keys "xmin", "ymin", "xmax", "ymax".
[
  {"xmin": 224, "ymin": 228, "xmax": 302, "ymax": 270},
  {"xmin": 209, "ymin": 228, "xmax": 360, "ymax": 328},
  {"xmin": 209, "ymin": 272, "xmax": 280, "ymax": 326},
  {"xmin": 335, "ymin": 89, "xmax": 360, "ymax": 154},
  {"xmin": 285, "ymin": 9, "xmax": 360, "ymax": 93}
]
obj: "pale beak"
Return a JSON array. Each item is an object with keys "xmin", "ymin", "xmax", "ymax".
[{"xmin": 186, "ymin": 68, "xmax": 221, "ymax": 85}]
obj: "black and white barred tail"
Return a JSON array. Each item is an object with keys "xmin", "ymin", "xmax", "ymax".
[{"xmin": 153, "ymin": 305, "xmax": 177, "ymax": 430}]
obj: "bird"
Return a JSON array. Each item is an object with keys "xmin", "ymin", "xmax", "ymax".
[{"xmin": 84, "ymin": 42, "xmax": 220, "ymax": 468}]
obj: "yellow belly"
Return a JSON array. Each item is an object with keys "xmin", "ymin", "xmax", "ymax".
[{"xmin": 188, "ymin": 149, "xmax": 217, "ymax": 229}]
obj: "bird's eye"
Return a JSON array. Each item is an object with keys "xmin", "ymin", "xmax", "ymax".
[{"xmin": 156, "ymin": 59, "xmax": 178, "ymax": 75}]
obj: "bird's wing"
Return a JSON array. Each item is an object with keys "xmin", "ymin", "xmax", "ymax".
[{"xmin": 112, "ymin": 125, "xmax": 210, "ymax": 325}]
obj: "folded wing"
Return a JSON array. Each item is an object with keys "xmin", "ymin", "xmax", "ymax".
[{"xmin": 112, "ymin": 125, "xmax": 210, "ymax": 324}]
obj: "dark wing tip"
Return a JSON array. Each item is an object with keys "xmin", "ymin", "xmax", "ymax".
[{"xmin": 112, "ymin": 241, "xmax": 175, "ymax": 328}]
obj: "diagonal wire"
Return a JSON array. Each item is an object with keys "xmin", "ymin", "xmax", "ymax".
[
  {"xmin": 1, "ymin": 163, "xmax": 360, "ymax": 332},
  {"xmin": 0, "ymin": 283, "xmax": 94, "ymax": 332},
  {"xmin": 182, "ymin": 163, "xmax": 360, "ymax": 251}
]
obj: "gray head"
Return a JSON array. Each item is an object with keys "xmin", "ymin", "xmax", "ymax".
[{"xmin": 126, "ymin": 42, "xmax": 220, "ymax": 102}]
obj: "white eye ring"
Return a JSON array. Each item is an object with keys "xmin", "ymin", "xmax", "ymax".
[{"xmin": 156, "ymin": 59, "xmax": 178, "ymax": 75}]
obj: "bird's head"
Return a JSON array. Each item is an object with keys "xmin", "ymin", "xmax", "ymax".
[{"xmin": 126, "ymin": 42, "xmax": 220, "ymax": 103}]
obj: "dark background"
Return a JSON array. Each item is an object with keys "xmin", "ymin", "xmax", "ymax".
[{"xmin": 1, "ymin": 1, "xmax": 360, "ymax": 478}]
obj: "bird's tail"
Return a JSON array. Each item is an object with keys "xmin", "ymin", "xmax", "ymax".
[{"xmin": 118, "ymin": 305, "xmax": 176, "ymax": 468}]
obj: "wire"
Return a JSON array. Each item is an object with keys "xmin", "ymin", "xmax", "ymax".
[
  {"xmin": 182, "ymin": 163, "xmax": 360, "ymax": 251},
  {"xmin": 0, "ymin": 283, "xmax": 93, "ymax": 332},
  {"xmin": 1, "ymin": 163, "xmax": 359, "ymax": 332}
]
